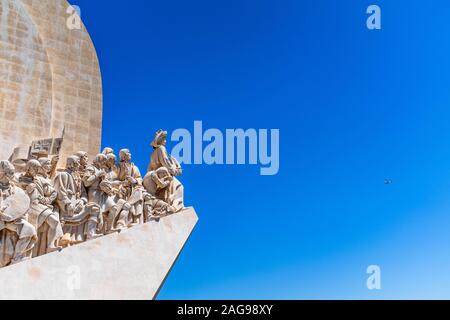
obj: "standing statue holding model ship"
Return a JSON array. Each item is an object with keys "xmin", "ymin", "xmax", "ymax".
[
  {"xmin": 144, "ymin": 130, "xmax": 184, "ymax": 214},
  {"xmin": 0, "ymin": 129, "xmax": 186, "ymax": 268}
]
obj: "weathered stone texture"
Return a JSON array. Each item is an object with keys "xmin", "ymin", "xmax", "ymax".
[{"xmin": 0, "ymin": 0, "xmax": 102, "ymax": 161}]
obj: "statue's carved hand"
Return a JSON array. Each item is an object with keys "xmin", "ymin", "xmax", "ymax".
[{"xmin": 75, "ymin": 200, "xmax": 84, "ymax": 214}]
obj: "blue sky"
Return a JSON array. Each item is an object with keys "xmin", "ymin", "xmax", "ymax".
[{"xmin": 75, "ymin": 0, "xmax": 450, "ymax": 299}]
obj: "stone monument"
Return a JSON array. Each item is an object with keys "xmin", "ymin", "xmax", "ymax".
[{"xmin": 0, "ymin": 0, "xmax": 198, "ymax": 299}]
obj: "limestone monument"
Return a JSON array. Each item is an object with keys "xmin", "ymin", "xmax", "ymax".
[{"xmin": 0, "ymin": 0, "xmax": 198, "ymax": 299}]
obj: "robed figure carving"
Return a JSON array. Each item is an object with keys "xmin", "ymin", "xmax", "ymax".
[
  {"xmin": 54, "ymin": 156, "xmax": 103, "ymax": 244},
  {"xmin": 0, "ymin": 161, "xmax": 36, "ymax": 267},
  {"xmin": 21, "ymin": 160, "xmax": 64, "ymax": 256}
]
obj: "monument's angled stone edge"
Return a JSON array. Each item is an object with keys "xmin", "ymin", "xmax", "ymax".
[{"xmin": 0, "ymin": 207, "xmax": 199, "ymax": 300}]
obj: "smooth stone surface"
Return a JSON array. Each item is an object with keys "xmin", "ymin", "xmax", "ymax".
[{"xmin": 0, "ymin": 207, "xmax": 198, "ymax": 300}]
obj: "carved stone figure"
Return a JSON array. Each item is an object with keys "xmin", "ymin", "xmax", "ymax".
[
  {"xmin": 39, "ymin": 157, "xmax": 57, "ymax": 181},
  {"xmin": 48, "ymin": 155, "xmax": 60, "ymax": 180},
  {"xmin": 83, "ymin": 154, "xmax": 108, "ymax": 208},
  {"xmin": 102, "ymin": 152, "xmax": 121, "ymax": 200},
  {"xmin": 97, "ymin": 152, "xmax": 131, "ymax": 232},
  {"xmin": 143, "ymin": 194, "xmax": 176, "ymax": 220},
  {"xmin": 0, "ymin": 161, "xmax": 37, "ymax": 267},
  {"xmin": 102, "ymin": 147, "xmax": 114, "ymax": 156},
  {"xmin": 148, "ymin": 130, "xmax": 182, "ymax": 176},
  {"xmin": 16, "ymin": 162, "xmax": 35, "ymax": 191},
  {"xmin": 54, "ymin": 156, "xmax": 103, "ymax": 244},
  {"xmin": 116, "ymin": 149, "xmax": 145, "ymax": 229},
  {"xmin": 144, "ymin": 130, "xmax": 184, "ymax": 212},
  {"xmin": 105, "ymin": 152, "xmax": 118, "ymax": 180},
  {"xmin": 83, "ymin": 154, "xmax": 129, "ymax": 233},
  {"xmin": 74, "ymin": 151, "xmax": 89, "ymax": 180},
  {"xmin": 22, "ymin": 160, "xmax": 64, "ymax": 256},
  {"xmin": 143, "ymin": 167, "xmax": 176, "ymax": 218}
]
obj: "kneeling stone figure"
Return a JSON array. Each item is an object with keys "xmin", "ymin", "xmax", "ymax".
[{"xmin": 0, "ymin": 161, "xmax": 37, "ymax": 267}]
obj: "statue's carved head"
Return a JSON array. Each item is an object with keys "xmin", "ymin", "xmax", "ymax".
[
  {"xmin": 75, "ymin": 151, "xmax": 88, "ymax": 166},
  {"xmin": 151, "ymin": 129, "xmax": 168, "ymax": 149},
  {"xmin": 93, "ymin": 154, "xmax": 107, "ymax": 168},
  {"xmin": 66, "ymin": 156, "xmax": 80, "ymax": 171},
  {"xmin": 0, "ymin": 160, "xmax": 15, "ymax": 183},
  {"xmin": 106, "ymin": 153, "xmax": 117, "ymax": 169},
  {"xmin": 25, "ymin": 159, "xmax": 41, "ymax": 177},
  {"xmin": 119, "ymin": 149, "xmax": 131, "ymax": 162},
  {"xmin": 102, "ymin": 147, "xmax": 114, "ymax": 156},
  {"xmin": 38, "ymin": 158, "xmax": 52, "ymax": 175}
]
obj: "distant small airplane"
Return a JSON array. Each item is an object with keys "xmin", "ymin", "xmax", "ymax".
[{"xmin": 384, "ymin": 179, "xmax": 393, "ymax": 185}]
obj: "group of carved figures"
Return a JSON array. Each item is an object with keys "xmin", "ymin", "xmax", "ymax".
[{"xmin": 0, "ymin": 130, "xmax": 184, "ymax": 268}]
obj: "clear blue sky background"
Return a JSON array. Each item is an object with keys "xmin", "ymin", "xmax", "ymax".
[{"xmin": 74, "ymin": 0, "xmax": 450, "ymax": 299}]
